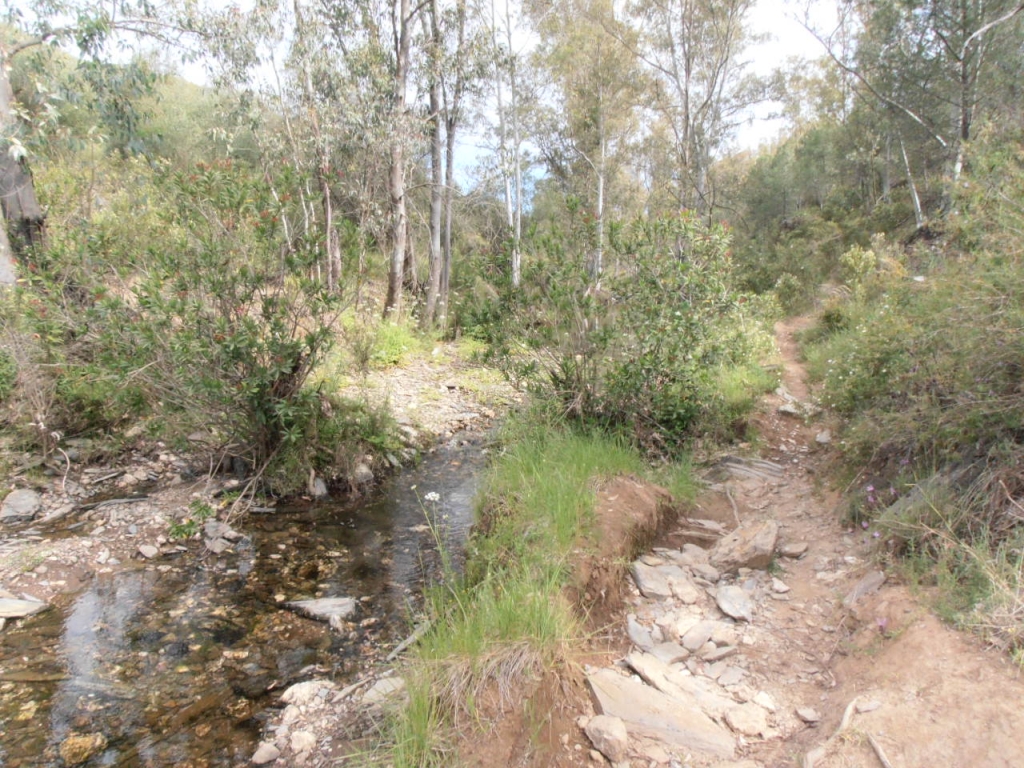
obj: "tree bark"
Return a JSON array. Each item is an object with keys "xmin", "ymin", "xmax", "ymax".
[
  {"xmin": 384, "ymin": 0, "xmax": 412, "ymax": 318},
  {"xmin": 0, "ymin": 55, "xmax": 44, "ymax": 280},
  {"xmin": 422, "ymin": 0, "xmax": 444, "ymax": 329}
]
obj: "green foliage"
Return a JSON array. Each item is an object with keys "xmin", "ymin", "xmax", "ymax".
[
  {"xmin": 803, "ymin": 128, "xmax": 1024, "ymax": 650},
  {"xmin": 0, "ymin": 349, "xmax": 16, "ymax": 403},
  {"xmin": 381, "ymin": 417, "xmax": 658, "ymax": 765},
  {"xmin": 169, "ymin": 499, "xmax": 217, "ymax": 540},
  {"xmin": 485, "ymin": 214, "xmax": 773, "ymax": 454}
]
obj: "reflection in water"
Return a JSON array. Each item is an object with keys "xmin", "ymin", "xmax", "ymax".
[{"xmin": 0, "ymin": 439, "xmax": 486, "ymax": 766}]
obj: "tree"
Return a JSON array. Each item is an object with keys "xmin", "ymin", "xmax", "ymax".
[
  {"xmin": 0, "ymin": 1, "xmax": 200, "ymax": 281},
  {"xmin": 626, "ymin": 0, "xmax": 762, "ymax": 217},
  {"xmin": 805, "ymin": 0, "xmax": 1024, "ymax": 189},
  {"xmin": 532, "ymin": 0, "xmax": 646, "ymax": 280}
]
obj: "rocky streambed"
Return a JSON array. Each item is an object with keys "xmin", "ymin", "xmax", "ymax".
[{"xmin": 0, "ymin": 436, "xmax": 489, "ymax": 767}]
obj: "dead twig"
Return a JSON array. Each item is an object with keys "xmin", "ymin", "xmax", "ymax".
[
  {"xmin": 867, "ymin": 733, "xmax": 895, "ymax": 768},
  {"xmin": 804, "ymin": 696, "xmax": 860, "ymax": 768}
]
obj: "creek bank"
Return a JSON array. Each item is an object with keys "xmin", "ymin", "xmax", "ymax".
[{"xmin": 0, "ymin": 345, "xmax": 515, "ymax": 766}]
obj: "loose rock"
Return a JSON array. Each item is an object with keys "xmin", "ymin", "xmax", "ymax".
[
  {"xmin": 724, "ymin": 703, "xmax": 769, "ymax": 737},
  {"xmin": 584, "ymin": 714, "xmax": 629, "ymax": 763},
  {"xmin": 716, "ymin": 586, "xmax": 754, "ymax": 623},
  {"xmin": 778, "ymin": 541, "xmax": 809, "ymax": 559},
  {"xmin": 1, "ymin": 489, "xmax": 43, "ymax": 523},
  {"xmin": 796, "ymin": 707, "xmax": 821, "ymax": 724},
  {"xmin": 58, "ymin": 733, "xmax": 108, "ymax": 766},
  {"xmin": 710, "ymin": 521, "xmax": 779, "ymax": 572},
  {"xmin": 251, "ymin": 742, "xmax": 281, "ymax": 764}
]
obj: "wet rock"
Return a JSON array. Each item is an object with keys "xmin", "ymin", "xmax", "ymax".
[
  {"xmin": 206, "ymin": 537, "xmax": 232, "ymax": 554},
  {"xmin": 715, "ymin": 586, "xmax": 754, "ymax": 623},
  {"xmin": 285, "ymin": 597, "xmax": 357, "ymax": 625},
  {"xmin": 58, "ymin": 732, "xmax": 108, "ymax": 766},
  {"xmin": 281, "ymin": 679, "xmax": 337, "ymax": 708},
  {"xmin": 0, "ymin": 597, "xmax": 49, "ymax": 619},
  {"xmin": 710, "ymin": 521, "xmax": 779, "ymax": 572},
  {"xmin": 724, "ymin": 703, "xmax": 769, "ymax": 737},
  {"xmin": 310, "ymin": 475, "xmax": 328, "ymax": 498},
  {"xmin": 842, "ymin": 570, "xmax": 886, "ymax": 609},
  {"xmin": 587, "ymin": 668, "xmax": 735, "ymax": 759},
  {"xmin": 1, "ymin": 489, "xmax": 42, "ymax": 523},
  {"xmin": 778, "ymin": 541, "xmax": 809, "ymax": 559},
  {"xmin": 584, "ymin": 714, "xmax": 629, "ymax": 763},
  {"xmin": 251, "ymin": 742, "xmax": 281, "ymax": 764},
  {"xmin": 138, "ymin": 544, "xmax": 159, "ymax": 559},
  {"xmin": 352, "ymin": 463, "xmax": 374, "ymax": 486}
]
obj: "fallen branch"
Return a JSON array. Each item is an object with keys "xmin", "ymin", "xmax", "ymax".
[
  {"xmin": 386, "ymin": 621, "xmax": 432, "ymax": 661},
  {"xmin": 867, "ymin": 733, "xmax": 895, "ymax": 768},
  {"xmin": 804, "ymin": 696, "xmax": 860, "ymax": 768},
  {"xmin": 77, "ymin": 495, "xmax": 149, "ymax": 511}
]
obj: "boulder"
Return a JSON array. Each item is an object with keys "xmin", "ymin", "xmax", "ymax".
[
  {"xmin": 1, "ymin": 489, "xmax": 42, "ymax": 523},
  {"xmin": 710, "ymin": 521, "xmax": 779, "ymax": 573},
  {"xmin": 587, "ymin": 667, "xmax": 735, "ymax": 759}
]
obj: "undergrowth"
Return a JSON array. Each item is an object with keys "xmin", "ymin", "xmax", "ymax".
[
  {"xmin": 376, "ymin": 415, "xmax": 652, "ymax": 766},
  {"xmin": 802, "ymin": 127, "xmax": 1024, "ymax": 655}
]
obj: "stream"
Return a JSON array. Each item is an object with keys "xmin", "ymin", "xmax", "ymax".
[{"xmin": 0, "ymin": 437, "xmax": 487, "ymax": 767}]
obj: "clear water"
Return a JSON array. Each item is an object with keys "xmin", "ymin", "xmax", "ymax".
[{"xmin": 0, "ymin": 437, "xmax": 486, "ymax": 767}]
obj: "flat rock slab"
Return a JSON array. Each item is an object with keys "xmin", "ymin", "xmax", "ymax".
[
  {"xmin": 631, "ymin": 561, "xmax": 693, "ymax": 600},
  {"xmin": 842, "ymin": 570, "xmax": 886, "ymax": 609},
  {"xmin": 710, "ymin": 520, "xmax": 779, "ymax": 572},
  {"xmin": 1, "ymin": 489, "xmax": 42, "ymax": 522},
  {"xmin": 716, "ymin": 586, "xmax": 754, "ymax": 622},
  {"xmin": 588, "ymin": 667, "xmax": 735, "ymax": 759},
  {"xmin": 0, "ymin": 598, "xmax": 49, "ymax": 619},
  {"xmin": 285, "ymin": 597, "xmax": 357, "ymax": 624}
]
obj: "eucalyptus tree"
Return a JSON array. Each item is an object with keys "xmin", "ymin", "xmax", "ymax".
[
  {"xmin": 624, "ymin": 0, "xmax": 762, "ymax": 218},
  {"xmin": 0, "ymin": 0, "xmax": 202, "ymax": 280},
  {"xmin": 531, "ymin": 0, "xmax": 646, "ymax": 280},
  {"xmin": 806, "ymin": 0, "xmax": 1024, "ymax": 190}
]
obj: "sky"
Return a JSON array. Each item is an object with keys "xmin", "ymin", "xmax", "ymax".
[{"xmin": 734, "ymin": 0, "xmax": 833, "ymax": 150}]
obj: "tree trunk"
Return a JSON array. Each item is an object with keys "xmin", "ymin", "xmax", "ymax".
[
  {"xmin": 422, "ymin": 0, "xmax": 443, "ymax": 329},
  {"xmin": 0, "ymin": 58, "xmax": 43, "ymax": 280},
  {"xmin": 898, "ymin": 133, "xmax": 925, "ymax": 229},
  {"xmin": 384, "ymin": 0, "xmax": 412, "ymax": 318}
]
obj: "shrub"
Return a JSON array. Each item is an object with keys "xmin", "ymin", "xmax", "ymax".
[{"xmin": 487, "ymin": 214, "xmax": 773, "ymax": 454}]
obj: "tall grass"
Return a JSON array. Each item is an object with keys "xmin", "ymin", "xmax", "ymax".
[{"xmin": 377, "ymin": 419, "xmax": 648, "ymax": 766}]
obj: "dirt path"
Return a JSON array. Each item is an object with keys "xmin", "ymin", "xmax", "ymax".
[{"xmin": 560, "ymin": 318, "xmax": 1024, "ymax": 768}]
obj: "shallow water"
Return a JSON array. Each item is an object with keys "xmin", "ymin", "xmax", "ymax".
[{"xmin": 0, "ymin": 438, "xmax": 486, "ymax": 767}]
